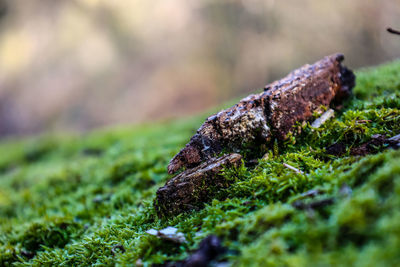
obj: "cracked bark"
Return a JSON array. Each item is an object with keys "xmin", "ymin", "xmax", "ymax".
[
  {"xmin": 168, "ymin": 53, "xmax": 355, "ymax": 174},
  {"xmin": 155, "ymin": 53, "xmax": 355, "ymax": 217},
  {"xmin": 155, "ymin": 153, "xmax": 242, "ymax": 217}
]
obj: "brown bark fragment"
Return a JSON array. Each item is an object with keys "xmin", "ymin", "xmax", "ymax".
[
  {"xmin": 168, "ymin": 53, "xmax": 355, "ymax": 174},
  {"xmin": 155, "ymin": 153, "xmax": 242, "ymax": 217},
  {"xmin": 350, "ymin": 134, "xmax": 388, "ymax": 156},
  {"xmin": 265, "ymin": 54, "xmax": 352, "ymax": 140},
  {"xmin": 326, "ymin": 133, "xmax": 400, "ymax": 157},
  {"xmin": 325, "ymin": 142, "xmax": 347, "ymax": 156}
]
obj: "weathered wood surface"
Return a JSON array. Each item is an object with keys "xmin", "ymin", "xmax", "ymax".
[
  {"xmin": 167, "ymin": 53, "xmax": 355, "ymax": 174},
  {"xmin": 155, "ymin": 153, "xmax": 242, "ymax": 217},
  {"xmin": 156, "ymin": 54, "xmax": 355, "ymax": 217}
]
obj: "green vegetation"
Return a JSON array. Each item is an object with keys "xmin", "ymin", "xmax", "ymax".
[{"xmin": 1, "ymin": 60, "xmax": 400, "ymax": 266}]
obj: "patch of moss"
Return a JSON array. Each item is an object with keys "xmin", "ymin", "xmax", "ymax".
[{"xmin": 1, "ymin": 59, "xmax": 400, "ymax": 266}]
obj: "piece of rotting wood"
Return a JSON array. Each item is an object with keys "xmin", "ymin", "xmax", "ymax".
[
  {"xmin": 155, "ymin": 153, "xmax": 242, "ymax": 217},
  {"xmin": 156, "ymin": 54, "xmax": 355, "ymax": 217},
  {"xmin": 167, "ymin": 53, "xmax": 355, "ymax": 174}
]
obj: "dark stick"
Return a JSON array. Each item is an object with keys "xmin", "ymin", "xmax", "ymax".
[{"xmin": 387, "ymin": 27, "xmax": 400, "ymax": 35}]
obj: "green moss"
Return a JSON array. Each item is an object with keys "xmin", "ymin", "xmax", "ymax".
[{"xmin": 1, "ymin": 60, "xmax": 400, "ymax": 266}]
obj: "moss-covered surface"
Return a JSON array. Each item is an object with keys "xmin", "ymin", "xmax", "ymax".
[{"xmin": 1, "ymin": 60, "xmax": 400, "ymax": 266}]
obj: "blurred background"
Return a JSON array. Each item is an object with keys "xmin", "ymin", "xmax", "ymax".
[{"xmin": 0, "ymin": 0, "xmax": 399, "ymax": 137}]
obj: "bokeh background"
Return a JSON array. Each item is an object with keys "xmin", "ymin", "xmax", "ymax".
[{"xmin": 0, "ymin": 0, "xmax": 399, "ymax": 137}]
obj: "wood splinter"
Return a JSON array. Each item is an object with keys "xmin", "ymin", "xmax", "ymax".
[{"xmin": 155, "ymin": 53, "xmax": 355, "ymax": 217}]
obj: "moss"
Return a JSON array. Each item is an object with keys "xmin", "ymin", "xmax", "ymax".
[
  {"xmin": 16, "ymin": 217, "xmax": 82, "ymax": 252},
  {"xmin": 1, "ymin": 60, "xmax": 400, "ymax": 266},
  {"xmin": 237, "ymin": 150, "xmax": 400, "ymax": 267}
]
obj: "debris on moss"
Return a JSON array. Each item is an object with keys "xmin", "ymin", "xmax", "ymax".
[
  {"xmin": 0, "ymin": 59, "xmax": 400, "ymax": 266},
  {"xmin": 167, "ymin": 54, "xmax": 355, "ymax": 174}
]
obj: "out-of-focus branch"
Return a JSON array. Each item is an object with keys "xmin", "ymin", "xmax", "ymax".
[
  {"xmin": 0, "ymin": 1, "xmax": 7, "ymax": 21},
  {"xmin": 387, "ymin": 27, "xmax": 400, "ymax": 35}
]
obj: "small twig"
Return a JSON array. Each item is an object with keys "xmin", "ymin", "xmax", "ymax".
[
  {"xmin": 283, "ymin": 163, "xmax": 303, "ymax": 174},
  {"xmin": 387, "ymin": 27, "xmax": 400, "ymax": 35}
]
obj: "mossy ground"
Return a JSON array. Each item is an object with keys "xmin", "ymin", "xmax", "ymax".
[{"xmin": 1, "ymin": 60, "xmax": 400, "ymax": 266}]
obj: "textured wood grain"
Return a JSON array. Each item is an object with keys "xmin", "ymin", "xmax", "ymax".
[
  {"xmin": 168, "ymin": 54, "xmax": 355, "ymax": 174},
  {"xmin": 155, "ymin": 153, "xmax": 242, "ymax": 217}
]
